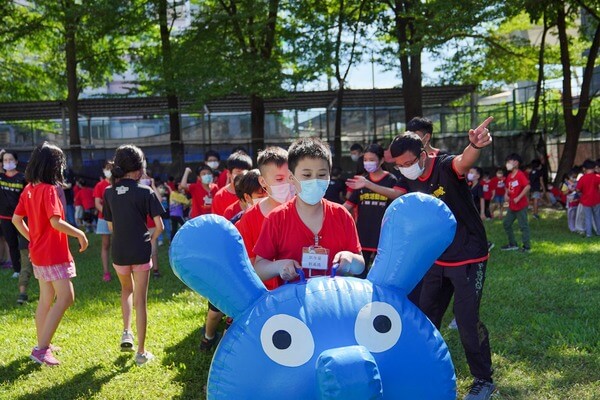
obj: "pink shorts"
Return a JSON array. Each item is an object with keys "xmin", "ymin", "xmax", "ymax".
[
  {"xmin": 113, "ymin": 260, "xmax": 153, "ymax": 275},
  {"xmin": 33, "ymin": 261, "xmax": 77, "ymax": 282}
]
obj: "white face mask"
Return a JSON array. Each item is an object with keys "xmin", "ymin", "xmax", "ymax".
[
  {"xmin": 505, "ymin": 162, "xmax": 514, "ymax": 171},
  {"xmin": 350, "ymin": 154, "xmax": 360, "ymax": 162},
  {"xmin": 207, "ymin": 161, "xmax": 219, "ymax": 170},
  {"xmin": 398, "ymin": 158, "xmax": 424, "ymax": 181},
  {"xmin": 467, "ymin": 173, "xmax": 475, "ymax": 181},
  {"xmin": 364, "ymin": 161, "xmax": 379, "ymax": 173},
  {"xmin": 103, "ymin": 169, "xmax": 112, "ymax": 178},
  {"xmin": 268, "ymin": 182, "xmax": 293, "ymax": 204},
  {"xmin": 140, "ymin": 178, "xmax": 152, "ymax": 186},
  {"xmin": 3, "ymin": 161, "xmax": 16, "ymax": 171}
]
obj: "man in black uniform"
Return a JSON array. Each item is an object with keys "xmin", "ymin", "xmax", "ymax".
[{"xmin": 388, "ymin": 117, "xmax": 496, "ymax": 400}]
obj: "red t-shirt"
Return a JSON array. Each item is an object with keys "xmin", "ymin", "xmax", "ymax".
[
  {"xmin": 576, "ymin": 173, "xmax": 600, "ymax": 207},
  {"xmin": 223, "ymin": 201, "xmax": 242, "ymax": 221},
  {"xmin": 235, "ymin": 204, "xmax": 280, "ymax": 290},
  {"xmin": 506, "ymin": 170, "xmax": 529, "ymax": 211},
  {"xmin": 75, "ymin": 187, "xmax": 95, "ymax": 209},
  {"xmin": 188, "ymin": 182, "xmax": 218, "ymax": 218},
  {"xmin": 254, "ymin": 198, "xmax": 362, "ymax": 279},
  {"xmin": 14, "ymin": 183, "xmax": 74, "ymax": 266},
  {"xmin": 93, "ymin": 179, "xmax": 111, "ymax": 219},
  {"xmin": 490, "ymin": 176, "xmax": 506, "ymax": 196},
  {"xmin": 212, "ymin": 186, "xmax": 238, "ymax": 217},
  {"xmin": 481, "ymin": 178, "xmax": 493, "ymax": 201},
  {"xmin": 217, "ymin": 170, "xmax": 229, "ymax": 188}
]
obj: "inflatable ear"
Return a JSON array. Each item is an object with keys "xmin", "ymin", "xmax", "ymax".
[
  {"xmin": 169, "ymin": 214, "xmax": 267, "ymax": 319},
  {"xmin": 368, "ymin": 193, "xmax": 456, "ymax": 293}
]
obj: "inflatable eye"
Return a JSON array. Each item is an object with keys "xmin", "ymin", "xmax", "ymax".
[
  {"xmin": 354, "ymin": 302, "xmax": 402, "ymax": 353},
  {"xmin": 260, "ymin": 314, "xmax": 315, "ymax": 367}
]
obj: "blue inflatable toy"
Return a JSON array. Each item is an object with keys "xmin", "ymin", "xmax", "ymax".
[{"xmin": 170, "ymin": 192, "xmax": 457, "ymax": 399}]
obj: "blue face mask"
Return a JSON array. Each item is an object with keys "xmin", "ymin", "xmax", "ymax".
[
  {"xmin": 297, "ymin": 178, "xmax": 329, "ymax": 205},
  {"xmin": 201, "ymin": 174, "xmax": 213, "ymax": 184}
]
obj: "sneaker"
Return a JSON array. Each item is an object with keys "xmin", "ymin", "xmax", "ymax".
[
  {"xmin": 464, "ymin": 378, "xmax": 496, "ymax": 400},
  {"xmin": 17, "ymin": 293, "xmax": 28, "ymax": 305},
  {"xmin": 11, "ymin": 272, "xmax": 20, "ymax": 279},
  {"xmin": 152, "ymin": 270, "xmax": 161, "ymax": 279},
  {"xmin": 30, "ymin": 347, "xmax": 60, "ymax": 366},
  {"xmin": 120, "ymin": 330, "xmax": 135, "ymax": 352},
  {"xmin": 532, "ymin": 214, "xmax": 540, "ymax": 220},
  {"xmin": 487, "ymin": 242, "xmax": 495, "ymax": 251},
  {"xmin": 447, "ymin": 318, "xmax": 458, "ymax": 330},
  {"xmin": 199, "ymin": 333, "xmax": 220, "ymax": 352},
  {"xmin": 519, "ymin": 246, "xmax": 531, "ymax": 253},
  {"xmin": 0, "ymin": 261, "xmax": 12, "ymax": 269},
  {"xmin": 500, "ymin": 244, "xmax": 519, "ymax": 251},
  {"xmin": 135, "ymin": 351, "xmax": 155, "ymax": 366},
  {"xmin": 102, "ymin": 272, "xmax": 111, "ymax": 282}
]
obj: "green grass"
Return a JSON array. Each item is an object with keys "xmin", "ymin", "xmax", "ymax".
[{"xmin": 0, "ymin": 210, "xmax": 599, "ymax": 399}]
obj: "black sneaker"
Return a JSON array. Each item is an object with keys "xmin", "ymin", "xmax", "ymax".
[
  {"xmin": 17, "ymin": 293, "xmax": 28, "ymax": 305},
  {"xmin": 152, "ymin": 270, "xmax": 161, "ymax": 279},
  {"xmin": 464, "ymin": 378, "xmax": 497, "ymax": 400},
  {"xmin": 199, "ymin": 334, "xmax": 220, "ymax": 352},
  {"xmin": 487, "ymin": 242, "xmax": 495, "ymax": 251},
  {"xmin": 500, "ymin": 244, "xmax": 519, "ymax": 251},
  {"xmin": 519, "ymin": 246, "xmax": 531, "ymax": 253}
]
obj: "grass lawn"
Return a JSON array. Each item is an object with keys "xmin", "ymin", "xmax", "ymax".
[{"xmin": 0, "ymin": 209, "xmax": 598, "ymax": 399}]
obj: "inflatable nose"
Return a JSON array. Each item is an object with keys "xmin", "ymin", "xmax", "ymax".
[{"xmin": 316, "ymin": 345, "xmax": 383, "ymax": 400}]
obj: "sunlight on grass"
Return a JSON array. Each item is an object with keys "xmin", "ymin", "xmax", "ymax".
[{"xmin": 0, "ymin": 209, "xmax": 598, "ymax": 399}]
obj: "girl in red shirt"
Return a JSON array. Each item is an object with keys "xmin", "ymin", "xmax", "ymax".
[{"xmin": 13, "ymin": 142, "xmax": 89, "ymax": 366}]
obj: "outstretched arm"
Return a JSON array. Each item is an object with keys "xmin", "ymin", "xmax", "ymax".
[{"xmin": 453, "ymin": 116, "xmax": 494, "ymax": 176}]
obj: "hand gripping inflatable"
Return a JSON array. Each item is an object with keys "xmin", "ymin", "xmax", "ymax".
[{"xmin": 170, "ymin": 192, "xmax": 457, "ymax": 399}]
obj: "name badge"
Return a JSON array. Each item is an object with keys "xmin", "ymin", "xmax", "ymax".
[
  {"xmin": 204, "ymin": 195, "xmax": 213, "ymax": 205},
  {"xmin": 302, "ymin": 246, "xmax": 329, "ymax": 277}
]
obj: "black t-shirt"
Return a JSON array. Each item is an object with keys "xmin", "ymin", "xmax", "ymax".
[
  {"xmin": 348, "ymin": 172, "xmax": 398, "ymax": 250},
  {"xmin": 470, "ymin": 181, "xmax": 483, "ymax": 213},
  {"xmin": 324, "ymin": 178, "xmax": 346, "ymax": 204},
  {"xmin": 397, "ymin": 155, "xmax": 488, "ymax": 265},
  {"xmin": 103, "ymin": 179, "xmax": 165, "ymax": 265},
  {"xmin": 529, "ymin": 168, "xmax": 543, "ymax": 192},
  {"xmin": 0, "ymin": 172, "xmax": 26, "ymax": 217}
]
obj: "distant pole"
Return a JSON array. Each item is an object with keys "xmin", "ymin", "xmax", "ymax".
[{"xmin": 371, "ymin": 50, "xmax": 377, "ymax": 143}]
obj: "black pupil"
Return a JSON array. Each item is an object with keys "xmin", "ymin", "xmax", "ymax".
[
  {"xmin": 373, "ymin": 315, "xmax": 392, "ymax": 333},
  {"xmin": 272, "ymin": 330, "xmax": 292, "ymax": 350}
]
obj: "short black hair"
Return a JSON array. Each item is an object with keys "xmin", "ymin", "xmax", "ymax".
[
  {"xmin": 257, "ymin": 146, "xmax": 288, "ymax": 173},
  {"xmin": 389, "ymin": 132, "xmax": 424, "ymax": 158},
  {"xmin": 406, "ymin": 117, "xmax": 433, "ymax": 135},
  {"xmin": 506, "ymin": 153, "xmax": 522, "ymax": 165},
  {"xmin": 364, "ymin": 143, "xmax": 384, "ymax": 161},
  {"xmin": 331, "ymin": 166, "xmax": 342, "ymax": 177},
  {"xmin": 530, "ymin": 159, "xmax": 541, "ymax": 169},
  {"xmin": 2, "ymin": 150, "xmax": 18, "ymax": 161},
  {"xmin": 197, "ymin": 164, "xmax": 213, "ymax": 176},
  {"xmin": 111, "ymin": 144, "xmax": 145, "ymax": 185},
  {"xmin": 25, "ymin": 142, "xmax": 66, "ymax": 185},
  {"xmin": 288, "ymin": 137, "xmax": 332, "ymax": 174},
  {"xmin": 234, "ymin": 169, "xmax": 264, "ymax": 201},
  {"xmin": 350, "ymin": 143, "xmax": 364, "ymax": 152},
  {"xmin": 495, "ymin": 167, "xmax": 504, "ymax": 175},
  {"xmin": 583, "ymin": 159, "xmax": 596, "ymax": 170},
  {"xmin": 232, "ymin": 146, "xmax": 248, "ymax": 155},
  {"xmin": 471, "ymin": 166, "xmax": 483, "ymax": 177},
  {"xmin": 205, "ymin": 150, "xmax": 220, "ymax": 161},
  {"xmin": 226, "ymin": 151, "xmax": 253, "ymax": 172}
]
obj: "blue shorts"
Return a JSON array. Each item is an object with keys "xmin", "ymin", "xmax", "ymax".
[
  {"xmin": 531, "ymin": 191, "xmax": 542, "ymax": 200},
  {"xmin": 493, "ymin": 195, "xmax": 504, "ymax": 204},
  {"xmin": 96, "ymin": 218, "xmax": 111, "ymax": 235}
]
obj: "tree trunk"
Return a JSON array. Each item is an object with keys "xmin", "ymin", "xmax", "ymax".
[
  {"xmin": 250, "ymin": 94, "xmax": 265, "ymax": 158},
  {"xmin": 158, "ymin": 0, "xmax": 183, "ymax": 174},
  {"xmin": 529, "ymin": 14, "xmax": 548, "ymax": 133},
  {"xmin": 334, "ymin": 85, "xmax": 344, "ymax": 163},
  {"xmin": 554, "ymin": 7, "xmax": 600, "ymax": 184},
  {"xmin": 401, "ymin": 53, "xmax": 423, "ymax": 122},
  {"xmin": 65, "ymin": 3, "xmax": 82, "ymax": 172}
]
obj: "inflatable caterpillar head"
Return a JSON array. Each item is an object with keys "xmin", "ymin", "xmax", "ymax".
[{"xmin": 170, "ymin": 193, "xmax": 457, "ymax": 399}]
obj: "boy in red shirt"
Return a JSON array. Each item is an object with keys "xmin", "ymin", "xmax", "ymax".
[
  {"xmin": 211, "ymin": 151, "xmax": 252, "ymax": 217},
  {"xmin": 576, "ymin": 159, "xmax": 600, "ymax": 238},
  {"xmin": 94, "ymin": 162, "xmax": 113, "ymax": 282},
  {"xmin": 254, "ymin": 137, "xmax": 364, "ymax": 282},
  {"xmin": 490, "ymin": 168, "xmax": 506, "ymax": 218},
  {"xmin": 236, "ymin": 146, "xmax": 292, "ymax": 289},
  {"xmin": 501, "ymin": 153, "xmax": 531, "ymax": 252},
  {"xmin": 481, "ymin": 170, "xmax": 493, "ymax": 219},
  {"xmin": 180, "ymin": 165, "xmax": 218, "ymax": 218}
]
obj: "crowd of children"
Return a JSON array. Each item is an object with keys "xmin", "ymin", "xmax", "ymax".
[{"xmin": 2, "ymin": 118, "xmax": 598, "ymax": 400}]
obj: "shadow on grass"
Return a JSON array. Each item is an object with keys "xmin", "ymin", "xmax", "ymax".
[
  {"xmin": 16, "ymin": 354, "xmax": 132, "ymax": 400},
  {"xmin": 0, "ymin": 356, "xmax": 38, "ymax": 385},
  {"xmin": 162, "ymin": 326, "xmax": 213, "ymax": 400}
]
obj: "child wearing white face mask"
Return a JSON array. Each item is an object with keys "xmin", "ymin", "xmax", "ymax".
[
  {"xmin": 254, "ymin": 138, "xmax": 365, "ymax": 283},
  {"xmin": 344, "ymin": 143, "xmax": 402, "ymax": 278}
]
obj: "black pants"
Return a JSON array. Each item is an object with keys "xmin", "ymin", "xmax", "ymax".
[
  {"xmin": 419, "ymin": 261, "xmax": 493, "ymax": 382},
  {"xmin": 484, "ymin": 199, "xmax": 492, "ymax": 219},
  {"xmin": 170, "ymin": 216, "xmax": 185, "ymax": 240},
  {"xmin": 1, "ymin": 219, "xmax": 21, "ymax": 273}
]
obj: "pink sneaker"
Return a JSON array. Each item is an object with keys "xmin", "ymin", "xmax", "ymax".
[
  {"xmin": 30, "ymin": 347, "xmax": 60, "ymax": 366},
  {"xmin": 103, "ymin": 272, "xmax": 111, "ymax": 282}
]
